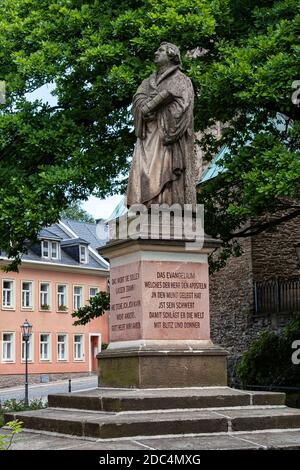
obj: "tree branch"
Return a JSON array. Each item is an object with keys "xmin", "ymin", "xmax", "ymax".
[{"xmin": 231, "ymin": 209, "xmax": 300, "ymax": 239}]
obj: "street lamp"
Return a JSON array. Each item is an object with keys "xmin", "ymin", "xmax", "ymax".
[{"xmin": 20, "ymin": 319, "xmax": 32, "ymax": 406}]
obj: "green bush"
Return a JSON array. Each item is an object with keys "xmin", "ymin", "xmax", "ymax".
[
  {"xmin": 0, "ymin": 398, "xmax": 47, "ymax": 427},
  {"xmin": 236, "ymin": 316, "xmax": 300, "ymax": 387}
]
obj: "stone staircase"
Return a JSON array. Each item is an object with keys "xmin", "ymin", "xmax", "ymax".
[{"xmin": 4, "ymin": 387, "xmax": 300, "ymax": 447}]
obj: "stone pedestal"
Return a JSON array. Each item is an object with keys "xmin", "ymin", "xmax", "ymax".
[{"xmin": 97, "ymin": 237, "xmax": 228, "ymax": 388}]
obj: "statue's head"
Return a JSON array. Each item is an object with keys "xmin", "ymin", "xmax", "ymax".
[{"xmin": 154, "ymin": 42, "xmax": 181, "ymax": 68}]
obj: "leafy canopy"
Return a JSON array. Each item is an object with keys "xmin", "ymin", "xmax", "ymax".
[
  {"xmin": 0, "ymin": 0, "xmax": 299, "ymax": 270},
  {"xmin": 60, "ymin": 201, "xmax": 95, "ymax": 223}
]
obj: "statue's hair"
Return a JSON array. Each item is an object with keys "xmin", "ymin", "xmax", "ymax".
[{"xmin": 160, "ymin": 42, "xmax": 181, "ymax": 65}]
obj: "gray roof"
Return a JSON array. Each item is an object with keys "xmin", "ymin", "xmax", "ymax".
[
  {"xmin": 60, "ymin": 219, "xmax": 105, "ymax": 250},
  {"xmin": 38, "ymin": 228, "xmax": 61, "ymax": 240},
  {"xmin": 61, "ymin": 237, "xmax": 89, "ymax": 246},
  {"xmin": 17, "ymin": 219, "xmax": 109, "ymax": 271}
]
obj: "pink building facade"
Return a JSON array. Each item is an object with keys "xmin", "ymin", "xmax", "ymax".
[{"xmin": 0, "ymin": 219, "xmax": 109, "ymax": 386}]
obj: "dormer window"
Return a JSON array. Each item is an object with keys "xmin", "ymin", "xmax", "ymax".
[
  {"xmin": 51, "ymin": 241, "xmax": 60, "ymax": 260},
  {"xmin": 79, "ymin": 245, "xmax": 88, "ymax": 264},
  {"xmin": 42, "ymin": 240, "xmax": 49, "ymax": 258},
  {"xmin": 42, "ymin": 240, "xmax": 60, "ymax": 260}
]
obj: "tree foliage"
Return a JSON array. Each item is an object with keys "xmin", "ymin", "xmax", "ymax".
[
  {"xmin": 72, "ymin": 291, "xmax": 109, "ymax": 326},
  {"xmin": 236, "ymin": 316, "xmax": 300, "ymax": 387},
  {"xmin": 60, "ymin": 201, "xmax": 95, "ymax": 223},
  {"xmin": 0, "ymin": 0, "xmax": 299, "ymax": 270}
]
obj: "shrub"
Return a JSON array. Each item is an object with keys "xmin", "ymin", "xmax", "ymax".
[
  {"xmin": 236, "ymin": 316, "xmax": 300, "ymax": 387},
  {"xmin": 0, "ymin": 420, "xmax": 23, "ymax": 450},
  {"xmin": 0, "ymin": 398, "xmax": 47, "ymax": 426}
]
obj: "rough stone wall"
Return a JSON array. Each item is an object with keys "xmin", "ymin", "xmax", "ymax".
[
  {"xmin": 0, "ymin": 371, "xmax": 93, "ymax": 389},
  {"xmin": 209, "ymin": 215, "xmax": 300, "ymax": 385},
  {"xmin": 251, "ymin": 214, "xmax": 300, "ymax": 281},
  {"xmin": 209, "ymin": 236, "xmax": 256, "ymax": 355}
]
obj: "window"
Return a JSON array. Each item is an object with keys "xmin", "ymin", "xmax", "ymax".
[
  {"xmin": 21, "ymin": 334, "xmax": 33, "ymax": 362},
  {"xmin": 79, "ymin": 245, "xmax": 88, "ymax": 264},
  {"xmin": 41, "ymin": 240, "xmax": 49, "ymax": 258},
  {"xmin": 73, "ymin": 286, "xmax": 83, "ymax": 310},
  {"xmin": 40, "ymin": 283, "xmax": 50, "ymax": 310},
  {"xmin": 2, "ymin": 280, "xmax": 15, "ymax": 309},
  {"xmin": 21, "ymin": 281, "xmax": 33, "ymax": 309},
  {"xmin": 57, "ymin": 334, "xmax": 68, "ymax": 361},
  {"xmin": 40, "ymin": 334, "xmax": 51, "ymax": 361},
  {"xmin": 89, "ymin": 287, "xmax": 99, "ymax": 299},
  {"xmin": 51, "ymin": 241, "xmax": 60, "ymax": 260},
  {"xmin": 42, "ymin": 240, "xmax": 60, "ymax": 260},
  {"xmin": 2, "ymin": 333, "xmax": 15, "ymax": 361},
  {"xmin": 57, "ymin": 285, "xmax": 67, "ymax": 311},
  {"xmin": 74, "ymin": 335, "xmax": 84, "ymax": 360}
]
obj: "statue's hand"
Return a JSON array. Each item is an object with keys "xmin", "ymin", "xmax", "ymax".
[{"xmin": 141, "ymin": 102, "xmax": 155, "ymax": 120}]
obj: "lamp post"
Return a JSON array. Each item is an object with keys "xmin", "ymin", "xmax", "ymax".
[{"xmin": 21, "ymin": 320, "xmax": 32, "ymax": 406}]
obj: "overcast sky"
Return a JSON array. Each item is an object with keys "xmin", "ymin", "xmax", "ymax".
[{"xmin": 26, "ymin": 84, "xmax": 123, "ymax": 220}]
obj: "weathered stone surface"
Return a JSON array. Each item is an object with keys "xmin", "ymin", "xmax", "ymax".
[
  {"xmin": 127, "ymin": 42, "xmax": 196, "ymax": 208},
  {"xmin": 216, "ymin": 407, "xmax": 300, "ymax": 432},
  {"xmin": 5, "ymin": 386, "xmax": 299, "ymax": 448},
  {"xmin": 99, "ymin": 349, "xmax": 227, "ymax": 388},
  {"xmin": 3, "ymin": 425, "xmax": 300, "ymax": 450},
  {"xmin": 209, "ymin": 214, "xmax": 300, "ymax": 368},
  {"xmin": 48, "ymin": 387, "xmax": 285, "ymax": 412},
  {"xmin": 5, "ymin": 408, "xmax": 227, "ymax": 438}
]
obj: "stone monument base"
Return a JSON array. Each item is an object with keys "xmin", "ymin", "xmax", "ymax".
[
  {"xmin": 97, "ymin": 237, "xmax": 228, "ymax": 389},
  {"xmin": 98, "ymin": 345, "xmax": 227, "ymax": 388}
]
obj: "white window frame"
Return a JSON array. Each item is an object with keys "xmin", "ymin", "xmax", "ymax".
[
  {"xmin": 21, "ymin": 333, "xmax": 34, "ymax": 362},
  {"xmin": 2, "ymin": 279, "xmax": 15, "ymax": 310},
  {"xmin": 89, "ymin": 287, "xmax": 99, "ymax": 299},
  {"xmin": 51, "ymin": 241, "xmax": 60, "ymax": 260},
  {"xmin": 2, "ymin": 332, "xmax": 15, "ymax": 362},
  {"xmin": 41, "ymin": 240, "xmax": 49, "ymax": 258},
  {"xmin": 39, "ymin": 282, "xmax": 51, "ymax": 311},
  {"xmin": 39, "ymin": 333, "xmax": 51, "ymax": 361},
  {"xmin": 79, "ymin": 245, "xmax": 88, "ymax": 264},
  {"xmin": 57, "ymin": 333, "xmax": 68, "ymax": 361},
  {"xmin": 56, "ymin": 284, "xmax": 68, "ymax": 312},
  {"xmin": 21, "ymin": 280, "xmax": 34, "ymax": 310},
  {"xmin": 42, "ymin": 240, "xmax": 61, "ymax": 260},
  {"xmin": 73, "ymin": 334, "xmax": 84, "ymax": 361},
  {"xmin": 73, "ymin": 285, "xmax": 83, "ymax": 310}
]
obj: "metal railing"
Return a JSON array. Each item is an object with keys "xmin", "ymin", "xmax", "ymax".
[{"xmin": 253, "ymin": 276, "xmax": 300, "ymax": 315}]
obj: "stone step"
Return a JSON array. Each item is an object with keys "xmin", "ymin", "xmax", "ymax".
[
  {"xmin": 48, "ymin": 387, "xmax": 286, "ymax": 412},
  {"xmin": 5, "ymin": 406, "xmax": 300, "ymax": 439}
]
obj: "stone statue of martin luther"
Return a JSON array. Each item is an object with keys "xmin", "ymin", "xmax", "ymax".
[{"xmin": 127, "ymin": 42, "xmax": 196, "ymax": 209}]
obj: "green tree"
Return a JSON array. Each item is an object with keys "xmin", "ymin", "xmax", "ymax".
[
  {"xmin": 60, "ymin": 201, "xmax": 95, "ymax": 223},
  {"xmin": 72, "ymin": 291, "xmax": 110, "ymax": 326},
  {"xmin": 0, "ymin": 0, "xmax": 299, "ymax": 271}
]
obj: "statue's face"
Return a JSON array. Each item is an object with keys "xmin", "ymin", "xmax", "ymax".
[{"xmin": 154, "ymin": 44, "xmax": 170, "ymax": 68}]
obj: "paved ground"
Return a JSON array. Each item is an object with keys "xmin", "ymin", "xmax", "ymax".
[
  {"xmin": 0, "ymin": 376, "xmax": 97, "ymax": 403},
  {"xmin": 1, "ymin": 427, "xmax": 300, "ymax": 450}
]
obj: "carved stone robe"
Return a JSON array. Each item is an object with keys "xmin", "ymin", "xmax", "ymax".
[{"xmin": 127, "ymin": 65, "xmax": 195, "ymax": 208}]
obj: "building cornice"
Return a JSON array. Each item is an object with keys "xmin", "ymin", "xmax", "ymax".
[{"xmin": 0, "ymin": 258, "xmax": 109, "ymax": 276}]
